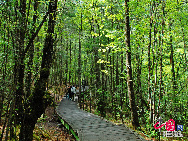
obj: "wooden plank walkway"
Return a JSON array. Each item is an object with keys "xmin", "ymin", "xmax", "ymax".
[{"xmin": 56, "ymin": 97, "xmax": 145, "ymax": 141}]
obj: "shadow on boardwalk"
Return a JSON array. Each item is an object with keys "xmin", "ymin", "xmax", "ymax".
[{"xmin": 56, "ymin": 97, "xmax": 145, "ymax": 141}]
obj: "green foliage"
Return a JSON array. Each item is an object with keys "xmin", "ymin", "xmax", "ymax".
[{"xmin": 0, "ymin": 0, "xmax": 187, "ymax": 140}]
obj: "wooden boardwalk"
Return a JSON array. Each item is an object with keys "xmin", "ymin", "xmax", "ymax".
[{"xmin": 56, "ymin": 97, "xmax": 145, "ymax": 141}]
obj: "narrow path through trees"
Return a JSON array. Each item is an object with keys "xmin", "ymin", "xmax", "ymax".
[{"xmin": 56, "ymin": 97, "xmax": 145, "ymax": 141}]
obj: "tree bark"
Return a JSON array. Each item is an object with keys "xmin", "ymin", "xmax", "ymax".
[
  {"xmin": 78, "ymin": 12, "xmax": 82, "ymax": 109},
  {"xmin": 152, "ymin": 4, "xmax": 158, "ymax": 123},
  {"xmin": 120, "ymin": 48, "xmax": 124, "ymax": 122},
  {"xmin": 148, "ymin": 1, "xmax": 153, "ymax": 124},
  {"xmin": 19, "ymin": 0, "xmax": 57, "ymax": 140},
  {"xmin": 158, "ymin": 0, "xmax": 165, "ymax": 115},
  {"xmin": 15, "ymin": 0, "xmax": 27, "ymax": 124},
  {"xmin": 26, "ymin": 0, "xmax": 38, "ymax": 97},
  {"xmin": 125, "ymin": 0, "xmax": 139, "ymax": 128},
  {"xmin": 65, "ymin": 42, "xmax": 70, "ymax": 85},
  {"xmin": 169, "ymin": 21, "xmax": 176, "ymax": 96}
]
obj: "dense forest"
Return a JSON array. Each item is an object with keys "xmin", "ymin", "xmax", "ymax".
[{"xmin": 0, "ymin": 0, "xmax": 187, "ymax": 140}]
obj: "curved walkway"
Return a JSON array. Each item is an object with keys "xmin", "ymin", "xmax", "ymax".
[{"xmin": 56, "ymin": 97, "xmax": 145, "ymax": 141}]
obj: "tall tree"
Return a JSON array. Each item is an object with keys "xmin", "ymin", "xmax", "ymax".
[
  {"xmin": 78, "ymin": 12, "xmax": 82, "ymax": 108},
  {"xmin": 15, "ymin": 0, "xmax": 27, "ymax": 123},
  {"xmin": 148, "ymin": 0, "xmax": 153, "ymax": 124},
  {"xmin": 125, "ymin": 0, "xmax": 139, "ymax": 128},
  {"xmin": 19, "ymin": 0, "xmax": 57, "ymax": 140}
]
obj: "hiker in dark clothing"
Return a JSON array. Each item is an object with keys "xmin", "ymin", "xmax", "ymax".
[{"xmin": 68, "ymin": 86, "xmax": 72, "ymax": 100}]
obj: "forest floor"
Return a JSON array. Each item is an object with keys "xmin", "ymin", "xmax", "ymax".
[
  {"xmin": 33, "ymin": 106, "xmax": 76, "ymax": 141},
  {"xmin": 0, "ymin": 106, "xmax": 75, "ymax": 141},
  {"xmin": 33, "ymin": 90, "xmax": 76, "ymax": 141}
]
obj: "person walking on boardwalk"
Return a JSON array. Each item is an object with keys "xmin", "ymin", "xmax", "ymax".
[
  {"xmin": 71, "ymin": 85, "xmax": 76, "ymax": 101},
  {"xmin": 67, "ymin": 85, "xmax": 72, "ymax": 100}
]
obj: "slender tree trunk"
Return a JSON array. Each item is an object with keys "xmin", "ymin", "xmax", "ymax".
[
  {"xmin": 5, "ymin": 98, "xmax": 15, "ymax": 141},
  {"xmin": 101, "ymin": 60, "xmax": 105, "ymax": 117},
  {"xmin": 15, "ymin": 0, "xmax": 27, "ymax": 123},
  {"xmin": 115, "ymin": 55, "xmax": 119, "ymax": 120},
  {"xmin": 158, "ymin": 0, "xmax": 165, "ymax": 116},
  {"xmin": 0, "ymin": 23, "xmax": 8, "ymax": 125},
  {"xmin": 26, "ymin": 0, "xmax": 38, "ymax": 97},
  {"xmin": 148, "ymin": 1, "xmax": 153, "ymax": 124},
  {"xmin": 69, "ymin": 40, "xmax": 72, "ymax": 84},
  {"xmin": 110, "ymin": 56, "xmax": 113, "ymax": 113},
  {"xmin": 74, "ymin": 43, "xmax": 77, "ymax": 85},
  {"xmin": 181, "ymin": 24, "xmax": 187, "ymax": 98},
  {"xmin": 120, "ymin": 49, "xmax": 124, "ymax": 122},
  {"xmin": 65, "ymin": 41, "xmax": 68, "ymax": 85},
  {"xmin": 136, "ymin": 39, "xmax": 143, "ymax": 115},
  {"xmin": 59, "ymin": 37, "xmax": 63, "ymax": 85},
  {"xmin": 125, "ymin": 0, "xmax": 139, "ymax": 128},
  {"xmin": 78, "ymin": 12, "xmax": 82, "ymax": 108},
  {"xmin": 153, "ymin": 7, "xmax": 158, "ymax": 123},
  {"xmin": 98, "ymin": 22, "xmax": 106, "ymax": 117},
  {"xmin": 169, "ymin": 21, "xmax": 176, "ymax": 98},
  {"xmin": 112, "ymin": 52, "xmax": 116, "ymax": 119},
  {"xmin": 0, "ymin": 102, "xmax": 9, "ymax": 141}
]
